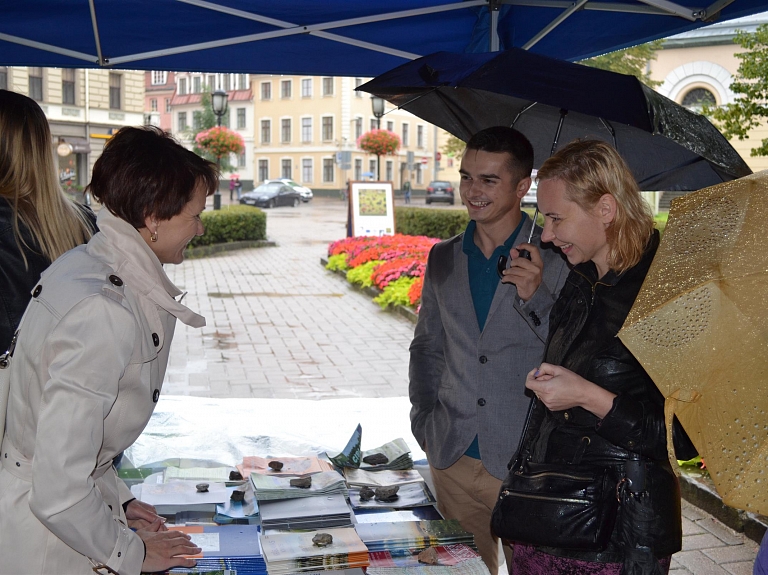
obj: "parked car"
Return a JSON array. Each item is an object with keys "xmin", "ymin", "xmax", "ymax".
[
  {"xmin": 522, "ymin": 179, "xmax": 538, "ymax": 207},
  {"xmin": 240, "ymin": 182, "xmax": 302, "ymax": 208},
  {"xmin": 426, "ymin": 180, "xmax": 455, "ymax": 205},
  {"xmin": 266, "ymin": 178, "xmax": 313, "ymax": 202}
]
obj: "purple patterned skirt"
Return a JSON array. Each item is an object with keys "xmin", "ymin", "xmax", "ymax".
[{"xmin": 510, "ymin": 544, "xmax": 671, "ymax": 575}]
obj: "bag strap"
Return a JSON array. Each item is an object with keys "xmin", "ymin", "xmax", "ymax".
[{"xmin": 508, "ymin": 396, "xmax": 538, "ymax": 470}]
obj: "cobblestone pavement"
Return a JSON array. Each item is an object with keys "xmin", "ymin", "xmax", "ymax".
[{"xmin": 163, "ymin": 195, "xmax": 760, "ymax": 574}]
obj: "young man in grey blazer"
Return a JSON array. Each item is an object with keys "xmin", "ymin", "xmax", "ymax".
[{"xmin": 409, "ymin": 127, "xmax": 568, "ymax": 573}]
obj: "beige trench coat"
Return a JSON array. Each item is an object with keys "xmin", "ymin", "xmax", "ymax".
[{"xmin": 0, "ymin": 209, "xmax": 205, "ymax": 575}]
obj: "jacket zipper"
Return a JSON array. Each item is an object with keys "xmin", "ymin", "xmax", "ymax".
[
  {"xmin": 571, "ymin": 268, "xmax": 611, "ymax": 305},
  {"xmin": 515, "ymin": 470, "xmax": 594, "ymax": 481},
  {"xmin": 499, "ymin": 490, "xmax": 589, "ymax": 505}
]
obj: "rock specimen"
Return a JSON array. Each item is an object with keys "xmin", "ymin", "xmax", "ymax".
[
  {"xmin": 230, "ymin": 489, "xmax": 246, "ymax": 502},
  {"xmin": 289, "ymin": 477, "xmax": 312, "ymax": 489},
  {"xmin": 362, "ymin": 453, "xmax": 389, "ymax": 465},
  {"xmin": 359, "ymin": 486, "xmax": 375, "ymax": 501},
  {"xmin": 229, "ymin": 470, "xmax": 244, "ymax": 481},
  {"xmin": 418, "ymin": 547, "xmax": 439, "ymax": 565},
  {"xmin": 312, "ymin": 533, "xmax": 333, "ymax": 547},
  {"xmin": 374, "ymin": 485, "xmax": 400, "ymax": 501},
  {"xmin": 196, "ymin": 483, "xmax": 209, "ymax": 493},
  {"xmin": 268, "ymin": 460, "xmax": 284, "ymax": 471}
]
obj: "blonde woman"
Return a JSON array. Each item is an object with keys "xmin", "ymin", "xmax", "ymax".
[{"xmin": 0, "ymin": 90, "xmax": 95, "ymax": 350}]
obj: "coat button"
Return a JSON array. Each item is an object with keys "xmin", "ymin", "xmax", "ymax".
[
  {"xmin": 153, "ymin": 389, "xmax": 160, "ymax": 403},
  {"xmin": 477, "ymin": 398, "xmax": 486, "ymax": 407},
  {"xmin": 109, "ymin": 275, "xmax": 123, "ymax": 286},
  {"xmin": 32, "ymin": 285, "xmax": 42, "ymax": 297},
  {"xmin": 479, "ymin": 356, "xmax": 488, "ymax": 364},
  {"xmin": 152, "ymin": 333, "xmax": 159, "ymax": 347},
  {"xmin": 528, "ymin": 311, "xmax": 541, "ymax": 327},
  {"xmin": 16, "ymin": 461, "xmax": 20, "ymax": 467},
  {"xmin": 563, "ymin": 411, "xmax": 570, "ymax": 421}
]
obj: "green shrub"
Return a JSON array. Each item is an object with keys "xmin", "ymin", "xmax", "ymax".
[
  {"xmin": 373, "ymin": 276, "xmax": 417, "ymax": 309},
  {"xmin": 346, "ymin": 260, "xmax": 383, "ymax": 288},
  {"xmin": 190, "ymin": 205, "xmax": 266, "ymax": 247},
  {"xmin": 326, "ymin": 253, "xmax": 349, "ymax": 271},
  {"xmin": 395, "ymin": 207, "xmax": 469, "ymax": 239}
]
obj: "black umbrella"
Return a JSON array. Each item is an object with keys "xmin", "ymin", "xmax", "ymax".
[{"xmin": 359, "ymin": 50, "xmax": 751, "ymax": 191}]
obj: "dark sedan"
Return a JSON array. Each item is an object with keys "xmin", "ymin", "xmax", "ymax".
[
  {"xmin": 239, "ymin": 182, "xmax": 302, "ymax": 208},
  {"xmin": 425, "ymin": 180, "xmax": 455, "ymax": 205}
]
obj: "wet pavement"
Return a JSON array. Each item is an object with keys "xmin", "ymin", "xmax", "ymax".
[{"xmin": 161, "ymin": 195, "xmax": 760, "ymax": 574}]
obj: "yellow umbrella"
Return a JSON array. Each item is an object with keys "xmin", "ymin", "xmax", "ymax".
[{"xmin": 618, "ymin": 170, "xmax": 768, "ymax": 516}]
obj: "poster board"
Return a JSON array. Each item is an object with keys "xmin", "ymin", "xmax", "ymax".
[{"xmin": 349, "ymin": 181, "xmax": 396, "ymax": 237}]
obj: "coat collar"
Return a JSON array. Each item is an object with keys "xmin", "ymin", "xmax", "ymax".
[{"xmin": 88, "ymin": 209, "xmax": 206, "ymax": 328}]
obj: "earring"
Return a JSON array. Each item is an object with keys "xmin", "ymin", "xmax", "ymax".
[{"xmin": 150, "ymin": 231, "xmax": 158, "ymax": 242}]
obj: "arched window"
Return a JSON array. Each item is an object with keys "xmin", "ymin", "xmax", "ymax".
[{"xmin": 681, "ymin": 88, "xmax": 716, "ymax": 110}]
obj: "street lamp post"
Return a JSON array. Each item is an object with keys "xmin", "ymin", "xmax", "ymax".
[
  {"xmin": 211, "ymin": 89, "xmax": 229, "ymax": 210},
  {"xmin": 371, "ymin": 96, "xmax": 385, "ymax": 181}
]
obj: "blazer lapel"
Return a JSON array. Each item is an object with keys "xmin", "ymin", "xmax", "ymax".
[{"xmin": 452, "ymin": 237, "xmax": 482, "ymax": 338}]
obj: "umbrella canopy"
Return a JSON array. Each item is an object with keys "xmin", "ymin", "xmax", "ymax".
[
  {"xmin": 3, "ymin": 2, "xmax": 768, "ymax": 74},
  {"xmin": 618, "ymin": 170, "xmax": 768, "ymax": 515},
  {"xmin": 359, "ymin": 49, "xmax": 751, "ymax": 191}
]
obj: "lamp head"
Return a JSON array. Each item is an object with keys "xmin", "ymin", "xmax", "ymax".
[
  {"xmin": 371, "ymin": 95, "xmax": 385, "ymax": 118},
  {"xmin": 212, "ymin": 89, "xmax": 229, "ymax": 117}
]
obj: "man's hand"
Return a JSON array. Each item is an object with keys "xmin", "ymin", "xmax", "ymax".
[
  {"xmin": 138, "ymin": 528, "xmax": 201, "ymax": 573},
  {"xmin": 125, "ymin": 499, "xmax": 167, "ymax": 531},
  {"xmin": 501, "ymin": 243, "xmax": 543, "ymax": 302}
]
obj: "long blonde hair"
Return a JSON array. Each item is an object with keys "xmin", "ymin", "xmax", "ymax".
[
  {"xmin": 537, "ymin": 140, "xmax": 654, "ymax": 273},
  {"xmin": 0, "ymin": 90, "xmax": 93, "ymax": 267}
]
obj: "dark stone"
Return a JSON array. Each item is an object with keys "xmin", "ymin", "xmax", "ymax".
[
  {"xmin": 362, "ymin": 453, "xmax": 389, "ymax": 465},
  {"xmin": 290, "ymin": 477, "xmax": 312, "ymax": 489},
  {"xmin": 229, "ymin": 470, "xmax": 244, "ymax": 481},
  {"xmin": 196, "ymin": 483, "xmax": 209, "ymax": 493},
  {"xmin": 312, "ymin": 533, "xmax": 333, "ymax": 547},
  {"xmin": 359, "ymin": 486, "xmax": 375, "ymax": 501},
  {"xmin": 230, "ymin": 489, "xmax": 246, "ymax": 502},
  {"xmin": 374, "ymin": 485, "xmax": 400, "ymax": 501},
  {"xmin": 418, "ymin": 547, "xmax": 439, "ymax": 565},
  {"xmin": 268, "ymin": 460, "xmax": 284, "ymax": 471}
]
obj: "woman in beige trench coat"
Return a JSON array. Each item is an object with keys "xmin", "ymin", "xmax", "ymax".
[{"xmin": 0, "ymin": 126, "xmax": 218, "ymax": 574}]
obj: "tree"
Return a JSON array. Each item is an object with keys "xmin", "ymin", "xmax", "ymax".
[
  {"xmin": 195, "ymin": 126, "xmax": 245, "ymax": 166},
  {"xmin": 442, "ymin": 132, "xmax": 467, "ymax": 161},
  {"xmin": 580, "ymin": 40, "xmax": 663, "ymax": 87},
  {"xmin": 187, "ymin": 89, "xmax": 234, "ymax": 170},
  {"xmin": 357, "ymin": 129, "xmax": 401, "ymax": 180},
  {"xmin": 705, "ymin": 24, "xmax": 768, "ymax": 157}
]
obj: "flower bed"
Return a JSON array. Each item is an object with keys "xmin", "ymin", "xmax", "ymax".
[{"xmin": 326, "ymin": 234, "xmax": 439, "ymax": 311}]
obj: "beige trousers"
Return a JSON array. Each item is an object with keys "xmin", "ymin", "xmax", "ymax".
[{"xmin": 430, "ymin": 456, "xmax": 512, "ymax": 574}]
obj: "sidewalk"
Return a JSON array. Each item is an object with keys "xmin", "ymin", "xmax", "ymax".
[{"xmin": 165, "ymin": 197, "xmax": 760, "ymax": 574}]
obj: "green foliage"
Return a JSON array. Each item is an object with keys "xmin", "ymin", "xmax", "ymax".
[
  {"xmin": 373, "ymin": 276, "xmax": 417, "ymax": 309},
  {"xmin": 442, "ymin": 134, "xmax": 467, "ymax": 160},
  {"xmin": 189, "ymin": 205, "xmax": 266, "ymax": 247},
  {"xmin": 395, "ymin": 207, "xmax": 470, "ymax": 239},
  {"xmin": 580, "ymin": 41, "xmax": 663, "ymax": 87},
  {"xmin": 705, "ymin": 24, "xmax": 768, "ymax": 156},
  {"xmin": 325, "ymin": 253, "xmax": 349, "ymax": 271},
  {"xmin": 346, "ymin": 260, "xmax": 383, "ymax": 288},
  {"xmin": 187, "ymin": 89, "xmax": 234, "ymax": 170}
]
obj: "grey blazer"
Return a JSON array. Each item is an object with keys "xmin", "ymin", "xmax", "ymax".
[{"xmin": 409, "ymin": 217, "xmax": 569, "ymax": 480}]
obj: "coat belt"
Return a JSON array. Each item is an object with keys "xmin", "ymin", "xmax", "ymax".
[{"xmin": 1, "ymin": 436, "xmax": 114, "ymax": 482}]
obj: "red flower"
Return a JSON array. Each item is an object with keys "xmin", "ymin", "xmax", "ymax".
[
  {"xmin": 195, "ymin": 126, "xmax": 245, "ymax": 159},
  {"xmin": 357, "ymin": 129, "xmax": 401, "ymax": 157}
]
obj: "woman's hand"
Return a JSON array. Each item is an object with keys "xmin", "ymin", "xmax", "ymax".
[
  {"xmin": 501, "ymin": 244, "xmax": 543, "ymax": 302},
  {"xmin": 526, "ymin": 363, "xmax": 616, "ymax": 419},
  {"xmin": 138, "ymin": 528, "xmax": 201, "ymax": 572},
  {"xmin": 125, "ymin": 499, "xmax": 167, "ymax": 531}
]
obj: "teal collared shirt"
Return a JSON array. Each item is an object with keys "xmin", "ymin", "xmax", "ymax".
[{"xmin": 461, "ymin": 214, "xmax": 528, "ymax": 459}]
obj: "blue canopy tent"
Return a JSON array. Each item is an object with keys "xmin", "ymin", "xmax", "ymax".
[{"xmin": 2, "ymin": 1, "xmax": 768, "ymax": 74}]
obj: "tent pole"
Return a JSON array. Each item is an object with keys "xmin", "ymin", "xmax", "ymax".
[
  {"xmin": 522, "ymin": 0, "xmax": 588, "ymax": 50},
  {"xmin": 489, "ymin": 1, "xmax": 501, "ymax": 52},
  {"xmin": 88, "ymin": 0, "xmax": 106, "ymax": 65}
]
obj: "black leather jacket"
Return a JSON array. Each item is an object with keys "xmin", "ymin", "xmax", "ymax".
[{"xmin": 523, "ymin": 231, "xmax": 682, "ymax": 563}]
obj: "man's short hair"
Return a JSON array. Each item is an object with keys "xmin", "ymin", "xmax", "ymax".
[{"xmin": 465, "ymin": 127, "xmax": 534, "ymax": 183}]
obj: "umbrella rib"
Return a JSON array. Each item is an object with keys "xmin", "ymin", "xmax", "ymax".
[{"xmin": 0, "ymin": 32, "xmax": 96, "ymax": 63}]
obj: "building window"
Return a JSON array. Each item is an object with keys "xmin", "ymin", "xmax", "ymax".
[
  {"xmin": 354, "ymin": 159, "xmax": 362, "ymax": 181},
  {"xmin": 238, "ymin": 151, "xmax": 246, "ymax": 168},
  {"xmin": 208, "ymin": 75, "xmax": 216, "ymax": 90},
  {"xmin": 323, "ymin": 158, "xmax": 335, "ymax": 182},
  {"xmin": 258, "ymin": 159, "xmax": 269, "ymax": 182},
  {"xmin": 301, "ymin": 78, "xmax": 312, "ymax": 98},
  {"xmin": 29, "ymin": 67, "xmax": 43, "ymax": 102},
  {"xmin": 386, "ymin": 160, "xmax": 393, "ymax": 182},
  {"xmin": 416, "ymin": 164, "xmax": 423, "ymax": 184},
  {"xmin": 402, "ymin": 123, "xmax": 409, "ymax": 147},
  {"xmin": 301, "ymin": 117, "xmax": 312, "ymax": 143},
  {"xmin": 322, "ymin": 116, "xmax": 333, "ymax": 141},
  {"xmin": 261, "ymin": 119, "xmax": 271, "ymax": 144},
  {"xmin": 150, "ymin": 98, "xmax": 158, "ymax": 112},
  {"xmin": 281, "ymin": 80, "xmax": 292, "ymax": 99},
  {"xmin": 238, "ymin": 74, "xmax": 247, "ymax": 90},
  {"xmin": 281, "ymin": 118, "xmax": 291, "ymax": 143},
  {"xmin": 417, "ymin": 125, "xmax": 424, "ymax": 148},
  {"xmin": 109, "ymin": 73, "xmax": 121, "ymax": 109},
  {"xmin": 369, "ymin": 159, "xmax": 376, "ymax": 176},
  {"xmin": 370, "ymin": 118, "xmax": 378, "ymax": 131},
  {"xmin": 355, "ymin": 77, "xmax": 363, "ymax": 96},
  {"xmin": 301, "ymin": 159, "xmax": 312, "ymax": 183},
  {"xmin": 165, "ymin": 98, "xmax": 171, "ymax": 113},
  {"xmin": 282, "ymin": 159, "xmax": 292, "ymax": 179},
  {"xmin": 192, "ymin": 76, "xmax": 201, "ymax": 93},
  {"xmin": 386, "ymin": 120, "xmax": 394, "ymax": 132},
  {"xmin": 192, "ymin": 111, "xmax": 202, "ymax": 130},
  {"xmin": 261, "ymin": 82, "xmax": 271, "ymax": 100},
  {"xmin": 354, "ymin": 117, "xmax": 362, "ymax": 140},
  {"xmin": 237, "ymin": 108, "xmax": 246, "ymax": 129},
  {"xmin": 151, "ymin": 71, "xmax": 167, "ymax": 85},
  {"xmin": 681, "ymin": 87, "xmax": 716, "ymax": 111},
  {"xmin": 62, "ymin": 68, "xmax": 75, "ymax": 105},
  {"xmin": 0, "ymin": 67, "xmax": 7, "ymax": 91},
  {"xmin": 178, "ymin": 77, "xmax": 187, "ymax": 95},
  {"xmin": 322, "ymin": 77, "xmax": 334, "ymax": 96},
  {"xmin": 178, "ymin": 111, "xmax": 188, "ymax": 131}
]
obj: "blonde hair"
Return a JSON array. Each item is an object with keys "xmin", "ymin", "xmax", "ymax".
[
  {"xmin": 0, "ymin": 90, "xmax": 93, "ymax": 267},
  {"xmin": 537, "ymin": 140, "xmax": 654, "ymax": 274}
]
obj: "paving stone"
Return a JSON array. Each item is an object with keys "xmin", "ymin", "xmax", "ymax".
[
  {"xmin": 703, "ymin": 543, "xmax": 760, "ymax": 563},
  {"xmin": 683, "ymin": 533, "xmax": 728, "ymax": 551},
  {"xmin": 673, "ymin": 550, "xmax": 729, "ymax": 574},
  {"xmin": 697, "ymin": 516, "xmax": 750, "ymax": 546},
  {"xmin": 722, "ymin": 561, "xmax": 757, "ymax": 575}
]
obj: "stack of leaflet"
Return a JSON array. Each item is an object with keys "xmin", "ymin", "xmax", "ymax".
[
  {"xmin": 215, "ymin": 484, "xmax": 260, "ymax": 525},
  {"xmin": 258, "ymin": 492, "xmax": 353, "ymax": 530},
  {"xmin": 260, "ymin": 527, "xmax": 369, "ymax": 574},
  {"xmin": 343, "ymin": 469, "xmax": 423, "ymax": 488},
  {"xmin": 163, "ymin": 466, "xmax": 241, "ymax": 484},
  {"xmin": 360, "ymin": 438, "xmax": 414, "ymax": 472},
  {"xmin": 367, "ymin": 544, "xmax": 489, "ymax": 575},
  {"xmin": 355, "ymin": 520, "xmax": 476, "ymax": 554},
  {"xmin": 344, "ymin": 469, "xmax": 436, "ymax": 511},
  {"xmin": 250, "ymin": 470, "xmax": 347, "ymax": 501},
  {"xmin": 169, "ymin": 524, "xmax": 266, "ymax": 575},
  {"xmin": 238, "ymin": 455, "xmax": 334, "ymax": 478},
  {"xmin": 131, "ymin": 480, "xmax": 229, "ymax": 516}
]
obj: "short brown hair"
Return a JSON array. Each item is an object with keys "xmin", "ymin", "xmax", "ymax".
[
  {"xmin": 537, "ymin": 140, "xmax": 654, "ymax": 273},
  {"xmin": 88, "ymin": 126, "xmax": 218, "ymax": 228},
  {"xmin": 465, "ymin": 127, "xmax": 534, "ymax": 184}
]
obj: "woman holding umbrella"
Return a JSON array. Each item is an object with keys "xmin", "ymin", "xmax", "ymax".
[{"xmin": 506, "ymin": 140, "xmax": 681, "ymax": 574}]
